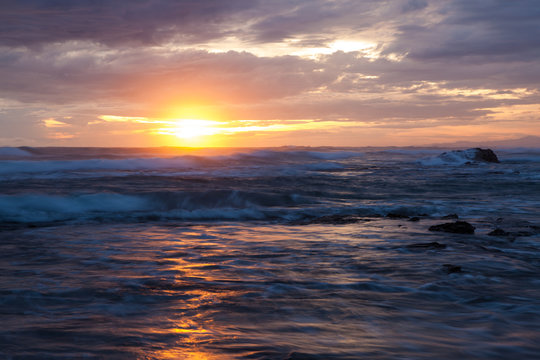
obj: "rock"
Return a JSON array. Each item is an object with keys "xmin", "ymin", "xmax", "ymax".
[
  {"xmin": 442, "ymin": 264, "xmax": 462, "ymax": 274},
  {"xmin": 472, "ymin": 148, "xmax": 499, "ymax": 163},
  {"xmin": 429, "ymin": 221, "xmax": 475, "ymax": 234},
  {"xmin": 386, "ymin": 212, "xmax": 409, "ymax": 219},
  {"xmin": 408, "ymin": 216, "xmax": 420, "ymax": 222},
  {"xmin": 441, "ymin": 213, "xmax": 459, "ymax": 220},
  {"xmin": 406, "ymin": 242, "xmax": 446, "ymax": 250},
  {"xmin": 301, "ymin": 214, "xmax": 361, "ymax": 225},
  {"xmin": 287, "ymin": 352, "xmax": 323, "ymax": 360},
  {"xmin": 427, "ymin": 148, "xmax": 500, "ymax": 165},
  {"xmin": 514, "ymin": 230, "xmax": 535, "ymax": 237},
  {"xmin": 488, "ymin": 228, "xmax": 510, "ymax": 237}
]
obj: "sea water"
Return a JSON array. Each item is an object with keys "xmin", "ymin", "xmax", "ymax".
[{"xmin": 0, "ymin": 146, "xmax": 539, "ymax": 359}]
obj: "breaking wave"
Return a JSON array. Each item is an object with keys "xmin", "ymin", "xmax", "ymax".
[
  {"xmin": 0, "ymin": 147, "xmax": 33, "ymax": 157},
  {"xmin": 0, "ymin": 191, "xmax": 452, "ymax": 225},
  {"xmin": 0, "ymin": 149, "xmax": 362, "ymax": 178}
]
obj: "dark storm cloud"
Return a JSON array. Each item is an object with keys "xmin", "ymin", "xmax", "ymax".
[
  {"xmin": 2, "ymin": 0, "xmax": 539, "ymax": 62},
  {"xmin": 386, "ymin": 0, "xmax": 540, "ymax": 62},
  {"xmin": 0, "ymin": 0, "xmax": 258, "ymax": 47},
  {"xmin": 249, "ymin": 0, "xmax": 430, "ymax": 43},
  {"xmin": 0, "ymin": 0, "xmax": 433, "ymax": 48}
]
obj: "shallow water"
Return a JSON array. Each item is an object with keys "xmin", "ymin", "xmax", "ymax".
[{"xmin": 1, "ymin": 147, "xmax": 539, "ymax": 359}]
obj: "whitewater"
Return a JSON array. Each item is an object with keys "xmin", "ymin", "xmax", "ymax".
[{"xmin": 1, "ymin": 146, "xmax": 539, "ymax": 359}]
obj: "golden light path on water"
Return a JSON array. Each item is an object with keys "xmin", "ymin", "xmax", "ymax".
[{"xmin": 103, "ymin": 221, "xmax": 438, "ymax": 360}]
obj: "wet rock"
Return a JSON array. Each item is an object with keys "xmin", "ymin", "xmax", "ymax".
[
  {"xmin": 488, "ymin": 228, "xmax": 510, "ymax": 237},
  {"xmin": 287, "ymin": 352, "xmax": 324, "ymax": 360},
  {"xmin": 298, "ymin": 214, "xmax": 362, "ymax": 225},
  {"xmin": 406, "ymin": 242, "xmax": 446, "ymax": 250},
  {"xmin": 514, "ymin": 230, "xmax": 535, "ymax": 237},
  {"xmin": 386, "ymin": 212, "xmax": 409, "ymax": 219},
  {"xmin": 429, "ymin": 221, "xmax": 475, "ymax": 234},
  {"xmin": 472, "ymin": 148, "xmax": 500, "ymax": 163},
  {"xmin": 441, "ymin": 214, "xmax": 459, "ymax": 220},
  {"xmin": 431, "ymin": 148, "xmax": 500, "ymax": 165},
  {"xmin": 442, "ymin": 264, "xmax": 462, "ymax": 274},
  {"xmin": 487, "ymin": 219, "xmax": 540, "ymax": 238},
  {"xmin": 408, "ymin": 216, "xmax": 420, "ymax": 222}
]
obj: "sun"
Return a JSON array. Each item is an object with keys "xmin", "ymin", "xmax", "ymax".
[{"xmin": 172, "ymin": 119, "xmax": 221, "ymax": 139}]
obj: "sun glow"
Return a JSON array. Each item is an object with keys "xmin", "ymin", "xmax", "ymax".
[
  {"xmin": 171, "ymin": 119, "xmax": 221, "ymax": 139},
  {"xmin": 95, "ymin": 112, "xmax": 379, "ymax": 147}
]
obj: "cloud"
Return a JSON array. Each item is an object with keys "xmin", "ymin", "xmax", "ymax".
[
  {"xmin": 385, "ymin": 0, "xmax": 540, "ymax": 62},
  {"xmin": 0, "ymin": 44, "xmax": 331, "ymax": 108},
  {"xmin": 0, "ymin": 0, "xmax": 539, "ymax": 146},
  {"xmin": 0, "ymin": 0, "xmax": 259, "ymax": 47},
  {"xmin": 42, "ymin": 117, "xmax": 70, "ymax": 127}
]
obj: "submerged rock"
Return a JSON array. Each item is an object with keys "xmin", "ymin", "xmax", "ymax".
[
  {"xmin": 429, "ymin": 221, "xmax": 475, "ymax": 234},
  {"xmin": 406, "ymin": 242, "xmax": 447, "ymax": 250},
  {"xmin": 408, "ymin": 216, "xmax": 421, "ymax": 222},
  {"xmin": 441, "ymin": 213, "xmax": 459, "ymax": 220},
  {"xmin": 386, "ymin": 212, "xmax": 410, "ymax": 219},
  {"xmin": 287, "ymin": 352, "xmax": 324, "ymax": 360},
  {"xmin": 488, "ymin": 228, "xmax": 510, "ymax": 237},
  {"xmin": 487, "ymin": 219, "xmax": 540, "ymax": 238},
  {"xmin": 298, "ymin": 214, "xmax": 362, "ymax": 225},
  {"xmin": 442, "ymin": 264, "xmax": 462, "ymax": 274}
]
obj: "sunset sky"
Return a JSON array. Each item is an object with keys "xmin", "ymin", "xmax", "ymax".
[{"xmin": 1, "ymin": 0, "xmax": 539, "ymax": 147}]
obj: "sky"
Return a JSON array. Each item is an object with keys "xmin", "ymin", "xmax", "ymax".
[{"xmin": 1, "ymin": 0, "xmax": 540, "ymax": 147}]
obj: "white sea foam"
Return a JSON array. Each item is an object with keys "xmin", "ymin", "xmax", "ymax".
[
  {"xmin": 0, "ymin": 193, "xmax": 149, "ymax": 222},
  {"xmin": 419, "ymin": 149, "xmax": 485, "ymax": 166}
]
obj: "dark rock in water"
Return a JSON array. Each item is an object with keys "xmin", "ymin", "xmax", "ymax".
[
  {"xmin": 514, "ymin": 230, "xmax": 535, "ymax": 237},
  {"xmin": 386, "ymin": 212, "xmax": 409, "ymax": 219},
  {"xmin": 302, "ymin": 214, "xmax": 361, "ymax": 225},
  {"xmin": 408, "ymin": 216, "xmax": 420, "ymax": 222},
  {"xmin": 287, "ymin": 352, "xmax": 325, "ymax": 360},
  {"xmin": 406, "ymin": 242, "xmax": 447, "ymax": 250},
  {"xmin": 472, "ymin": 148, "xmax": 499, "ymax": 163},
  {"xmin": 429, "ymin": 221, "xmax": 475, "ymax": 234},
  {"xmin": 442, "ymin": 264, "xmax": 462, "ymax": 274},
  {"xmin": 487, "ymin": 223, "xmax": 538, "ymax": 238},
  {"xmin": 488, "ymin": 228, "xmax": 510, "ymax": 237},
  {"xmin": 441, "ymin": 214, "xmax": 459, "ymax": 220}
]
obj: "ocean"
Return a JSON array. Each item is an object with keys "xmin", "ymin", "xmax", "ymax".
[{"xmin": 0, "ymin": 146, "xmax": 539, "ymax": 359}]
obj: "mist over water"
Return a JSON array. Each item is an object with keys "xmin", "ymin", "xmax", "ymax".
[{"xmin": 1, "ymin": 147, "xmax": 539, "ymax": 359}]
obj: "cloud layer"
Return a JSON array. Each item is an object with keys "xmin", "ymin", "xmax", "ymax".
[{"xmin": 1, "ymin": 0, "xmax": 539, "ymax": 146}]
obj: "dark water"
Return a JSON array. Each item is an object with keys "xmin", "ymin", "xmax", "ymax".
[{"xmin": 1, "ymin": 146, "xmax": 539, "ymax": 359}]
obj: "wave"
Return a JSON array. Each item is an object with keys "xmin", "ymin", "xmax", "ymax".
[
  {"xmin": 0, "ymin": 193, "xmax": 149, "ymax": 223},
  {"xmin": 0, "ymin": 157, "xmax": 201, "ymax": 175},
  {"xmin": 0, "ymin": 149, "xmax": 360, "ymax": 178},
  {"xmin": 0, "ymin": 147, "xmax": 33, "ymax": 157},
  {"xmin": 232, "ymin": 149, "xmax": 362, "ymax": 161},
  {"xmin": 0, "ymin": 190, "xmax": 456, "ymax": 226},
  {"xmin": 0, "ymin": 190, "xmax": 314, "ymax": 224}
]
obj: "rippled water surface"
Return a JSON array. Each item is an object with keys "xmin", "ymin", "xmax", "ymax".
[{"xmin": 1, "ymin": 147, "xmax": 539, "ymax": 359}]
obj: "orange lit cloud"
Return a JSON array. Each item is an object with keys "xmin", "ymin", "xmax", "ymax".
[{"xmin": 42, "ymin": 118, "xmax": 70, "ymax": 128}]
